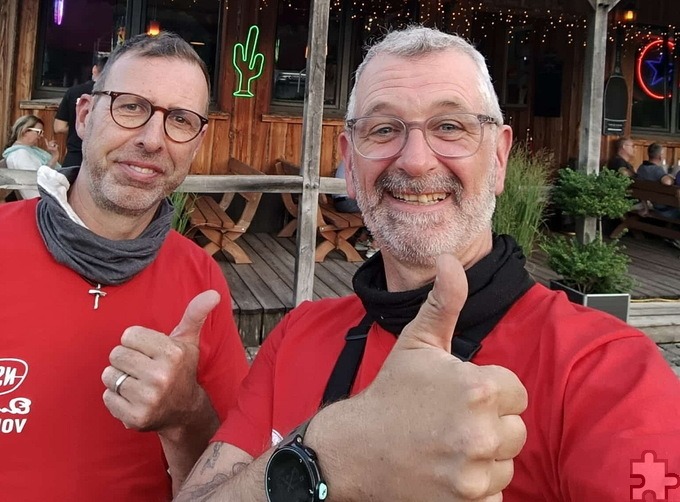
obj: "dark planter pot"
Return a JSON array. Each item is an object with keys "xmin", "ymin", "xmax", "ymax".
[{"xmin": 549, "ymin": 280, "xmax": 630, "ymax": 323}]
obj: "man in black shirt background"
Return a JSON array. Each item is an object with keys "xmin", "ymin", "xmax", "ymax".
[
  {"xmin": 54, "ymin": 56, "xmax": 107, "ymax": 166},
  {"xmin": 606, "ymin": 137, "xmax": 635, "ymax": 176}
]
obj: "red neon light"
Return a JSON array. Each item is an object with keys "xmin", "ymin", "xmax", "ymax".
[{"xmin": 636, "ymin": 39, "xmax": 675, "ymax": 100}]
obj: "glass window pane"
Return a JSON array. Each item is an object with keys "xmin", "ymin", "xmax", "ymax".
[
  {"xmin": 273, "ymin": 0, "xmax": 342, "ymax": 106},
  {"xmin": 39, "ymin": 0, "xmax": 126, "ymax": 89},
  {"xmin": 631, "ymin": 31, "xmax": 674, "ymax": 131},
  {"xmin": 144, "ymin": 0, "xmax": 220, "ymax": 90}
]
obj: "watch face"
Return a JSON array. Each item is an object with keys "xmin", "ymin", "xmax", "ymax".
[{"xmin": 267, "ymin": 449, "xmax": 314, "ymax": 502}]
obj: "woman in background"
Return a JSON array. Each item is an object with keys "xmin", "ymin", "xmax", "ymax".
[{"xmin": 2, "ymin": 114, "xmax": 60, "ymax": 199}]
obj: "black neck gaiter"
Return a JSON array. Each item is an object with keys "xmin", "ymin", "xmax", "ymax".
[{"xmin": 352, "ymin": 234, "xmax": 535, "ymax": 336}]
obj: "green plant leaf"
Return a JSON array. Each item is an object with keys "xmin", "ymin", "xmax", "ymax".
[
  {"xmin": 539, "ymin": 234, "xmax": 633, "ymax": 294},
  {"xmin": 168, "ymin": 191, "xmax": 195, "ymax": 235},
  {"xmin": 552, "ymin": 167, "xmax": 634, "ymax": 219}
]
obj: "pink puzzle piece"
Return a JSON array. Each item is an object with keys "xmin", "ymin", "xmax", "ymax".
[{"xmin": 631, "ymin": 451, "xmax": 680, "ymax": 501}]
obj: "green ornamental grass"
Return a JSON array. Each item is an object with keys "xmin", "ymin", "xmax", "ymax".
[{"xmin": 493, "ymin": 144, "xmax": 552, "ymax": 257}]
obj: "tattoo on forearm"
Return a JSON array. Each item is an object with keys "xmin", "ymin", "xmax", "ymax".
[
  {"xmin": 232, "ymin": 462, "xmax": 247, "ymax": 477},
  {"xmin": 200, "ymin": 443, "xmax": 223, "ymax": 474},
  {"xmin": 182, "ymin": 473, "xmax": 230, "ymax": 501},
  {"xmin": 180, "ymin": 464, "xmax": 248, "ymax": 501}
]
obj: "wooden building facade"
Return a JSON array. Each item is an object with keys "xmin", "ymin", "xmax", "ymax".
[{"xmin": 2, "ymin": 0, "xmax": 680, "ymax": 187}]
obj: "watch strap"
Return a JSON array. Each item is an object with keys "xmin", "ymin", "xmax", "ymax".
[{"xmin": 291, "ymin": 416, "xmax": 313, "ymax": 444}]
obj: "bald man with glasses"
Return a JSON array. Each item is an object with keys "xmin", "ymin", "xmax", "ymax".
[{"xmin": 0, "ymin": 32, "xmax": 248, "ymax": 501}]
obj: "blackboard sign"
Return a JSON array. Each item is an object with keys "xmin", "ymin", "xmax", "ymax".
[{"xmin": 603, "ymin": 28, "xmax": 628, "ymax": 136}]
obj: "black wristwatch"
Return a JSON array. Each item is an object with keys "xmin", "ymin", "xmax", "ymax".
[{"xmin": 265, "ymin": 418, "xmax": 328, "ymax": 502}]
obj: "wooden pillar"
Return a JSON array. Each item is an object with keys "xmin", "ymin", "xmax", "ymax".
[
  {"xmin": 578, "ymin": 0, "xmax": 620, "ymax": 243},
  {"xmin": 294, "ymin": 0, "xmax": 331, "ymax": 304},
  {"xmin": 0, "ymin": 0, "xmax": 19, "ymax": 142}
]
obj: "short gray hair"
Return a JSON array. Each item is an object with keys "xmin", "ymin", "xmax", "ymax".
[
  {"xmin": 648, "ymin": 142, "xmax": 663, "ymax": 160},
  {"xmin": 346, "ymin": 26, "xmax": 503, "ymax": 125},
  {"xmin": 93, "ymin": 31, "xmax": 210, "ymax": 114}
]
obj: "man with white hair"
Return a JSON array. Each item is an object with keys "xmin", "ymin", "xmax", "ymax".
[{"xmin": 176, "ymin": 26, "xmax": 680, "ymax": 502}]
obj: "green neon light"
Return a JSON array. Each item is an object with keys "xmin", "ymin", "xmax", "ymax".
[{"xmin": 233, "ymin": 25, "xmax": 265, "ymax": 98}]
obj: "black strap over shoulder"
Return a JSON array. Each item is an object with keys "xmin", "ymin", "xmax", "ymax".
[
  {"xmin": 321, "ymin": 314, "xmax": 373, "ymax": 407},
  {"xmin": 321, "ymin": 309, "xmax": 505, "ymax": 408}
]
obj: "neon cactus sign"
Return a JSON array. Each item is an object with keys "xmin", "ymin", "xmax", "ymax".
[{"xmin": 233, "ymin": 25, "xmax": 265, "ymax": 98}]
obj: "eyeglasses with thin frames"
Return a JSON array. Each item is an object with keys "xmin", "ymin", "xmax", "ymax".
[
  {"xmin": 346, "ymin": 113, "xmax": 498, "ymax": 160},
  {"xmin": 92, "ymin": 91, "xmax": 208, "ymax": 143},
  {"xmin": 26, "ymin": 127, "xmax": 44, "ymax": 136}
]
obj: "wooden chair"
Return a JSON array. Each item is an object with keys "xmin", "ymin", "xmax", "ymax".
[
  {"xmin": 186, "ymin": 158, "xmax": 264, "ymax": 263},
  {"xmin": 611, "ymin": 179, "xmax": 680, "ymax": 241},
  {"xmin": 275, "ymin": 159, "xmax": 364, "ymax": 262}
]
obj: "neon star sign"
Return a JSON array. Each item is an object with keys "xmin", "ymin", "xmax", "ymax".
[{"xmin": 636, "ymin": 39, "xmax": 675, "ymax": 100}]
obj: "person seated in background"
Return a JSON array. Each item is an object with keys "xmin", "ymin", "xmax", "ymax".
[
  {"xmin": 637, "ymin": 142, "xmax": 673, "ymax": 185},
  {"xmin": 54, "ymin": 56, "xmax": 108, "ymax": 167},
  {"xmin": 2, "ymin": 114, "xmax": 60, "ymax": 198},
  {"xmin": 607, "ymin": 137, "xmax": 635, "ymax": 176},
  {"xmin": 332, "ymin": 161, "xmax": 379, "ymax": 257},
  {"xmin": 636, "ymin": 144, "xmax": 680, "ymax": 250}
]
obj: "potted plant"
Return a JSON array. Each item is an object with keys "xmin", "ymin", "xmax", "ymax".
[
  {"xmin": 493, "ymin": 144, "xmax": 552, "ymax": 258},
  {"xmin": 540, "ymin": 167, "xmax": 635, "ymax": 321}
]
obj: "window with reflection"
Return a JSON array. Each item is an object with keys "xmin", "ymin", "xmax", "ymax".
[
  {"xmin": 272, "ymin": 0, "xmax": 344, "ymax": 107},
  {"xmin": 144, "ymin": 0, "xmax": 220, "ymax": 92},
  {"xmin": 35, "ymin": 0, "xmax": 219, "ymax": 98},
  {"xmin": 37, "ymin": 0, "xmax": 126, "ymax": 94},
  {"xmin": 271, "ymin": 0, "xmax": 420, "ymax": 113},
  {"xmin": 631, "ymin": 28, "xmax": 677, "ymax": 132}
]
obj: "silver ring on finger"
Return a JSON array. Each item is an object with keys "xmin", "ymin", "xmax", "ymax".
[{"xmin": 114, "ymin": 372, "xmax": 130, "ymax": 395}]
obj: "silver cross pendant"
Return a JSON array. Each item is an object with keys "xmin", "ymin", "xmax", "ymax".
[{"xmin": 88, "ymin": 283, "xmax": 107, "ymax": 310}]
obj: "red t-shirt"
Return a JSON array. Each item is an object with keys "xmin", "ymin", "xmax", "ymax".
[
  {"xmin": 0, "ymin": 199, "xmax": 249, "ymax": 501},
  {"xmin": 215, "ymin": 284, "xmax": 680, "ymax": 501}
]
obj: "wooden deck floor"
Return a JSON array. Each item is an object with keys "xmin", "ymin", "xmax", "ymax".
[{"xmin": 218, "ymin": 233, "xmax": 680, "ymax": 345}]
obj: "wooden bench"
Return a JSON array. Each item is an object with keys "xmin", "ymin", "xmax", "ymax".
[
  {"xmin": 186, "ymin": 158, "xmax": 264, "ymax": 263},
  {"xmin": 275, "ymin": 159, "xmax": 364, "ymax": 262},
  {"xmin": 611, "ymin": 179, "xmax": 680, "ymax": 241}
]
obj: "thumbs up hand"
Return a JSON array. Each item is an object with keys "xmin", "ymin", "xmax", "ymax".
[
  {"xmin": 102, "ymin": 290, "xmax": 221, "ymax": 432},
  {"xmin": 308, "ymin": 255, "xmax": 528, "ymax": 502}
]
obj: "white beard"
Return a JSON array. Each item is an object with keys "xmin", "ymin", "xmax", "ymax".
[{"xmin": 353, "ymin": 161, "xmax": 497, "ymax": 267}]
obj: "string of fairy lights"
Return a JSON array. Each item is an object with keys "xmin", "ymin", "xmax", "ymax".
[
  {"xmin": 268, "ymin": 0, "xmax": 675, "ymax": 50},
  {"xmin": 612, "ymin": 22, "xmax": 679, "ymax": 60},
  {"xmin": 333, "ymin": 0, "xmax": 591, "ymax": 44},
  {"xmin": 271, "ymin": 0, "xmax": 678, "ymax": 55}
]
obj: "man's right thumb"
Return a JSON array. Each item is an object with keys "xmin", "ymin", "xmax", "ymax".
[
  {"xmin": 397, "ymin": 254, "xmax": 468, "ymax": 353},
  {"xmin": 169, "ymin": 290, "xmax": 221, "ymax": 346}
]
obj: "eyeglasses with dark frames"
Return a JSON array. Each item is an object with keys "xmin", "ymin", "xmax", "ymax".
[
  {"xmin": 346, "ymin": 113, "xmax": 498, "ymax": 160},
  {"xmin": 26, "ymin": 127, "xmax": 44, "ymax": 136},
  {"xmin": 92, "ymin": 91, "xmax": 208, "ymax": 143}
]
